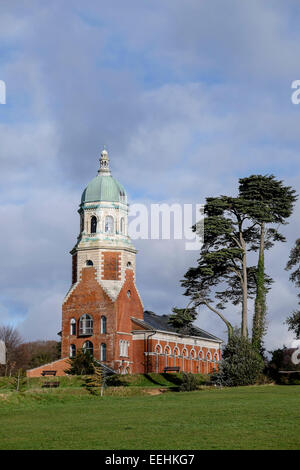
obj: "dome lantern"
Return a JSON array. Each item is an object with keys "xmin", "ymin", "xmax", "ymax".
[
  {"xmin": 98, "ymin": 147, "xmax": 111, "ymax": 175},
  {"xmin": 81, "ymin": 148, "xmax": 127, "ymax": 205}
]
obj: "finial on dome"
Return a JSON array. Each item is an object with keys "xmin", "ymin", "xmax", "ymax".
[{"xmin": 98, "ymin": 146, "xmax": 111, "ymax": 175}]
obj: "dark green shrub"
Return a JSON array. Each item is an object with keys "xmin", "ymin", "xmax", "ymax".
[
  {"xmin": 65, "ymin": 350, "xmax": 96, "ymax": 375},
  {"xmin": 179, "ymin": 372, "xmax": 198, "ymax": 391},
  {"xmin": 212, "ymin": 335, "xmax": 264, "ymax": 387}
]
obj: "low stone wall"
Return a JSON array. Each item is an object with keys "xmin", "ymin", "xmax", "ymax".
[{"xmin": 26, "ymin": 357, "xmax": 70, "ymax": 377}]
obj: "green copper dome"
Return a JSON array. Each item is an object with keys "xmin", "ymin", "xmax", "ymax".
[
  {"xmin": 81, "ymin": 149, "xmax": 127, "ymax": 205},
  {"xmin": 81, "ymin": 174, "xmax": 127, "ymax": 204}
]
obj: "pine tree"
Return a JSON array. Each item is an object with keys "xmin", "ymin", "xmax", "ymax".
[
  {"xmin": 168, "ymin": 307, "xmax": 197, "ymax": 333},
  {"xmin": 285, "ymin": 239, "xmax": 300, "ymax": 338},
  {"xmin": 239, "ymin": 175, "xmax": 297, "ymax": 353},
  {"xmin": 180, "ymin": 195, "xmax": 260, "ymax": 339},
  {"xmin": 65, "ymin": 349, "xmax": 95, "ymax": 375},
  {"xmin": 84, "ymin": 364, "xmax": 106, "ymax": 396}
]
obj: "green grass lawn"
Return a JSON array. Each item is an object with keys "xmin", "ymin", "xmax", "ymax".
[{"xmin": 0, "ymin": 384, "xmax": 300, "ymax": 449}]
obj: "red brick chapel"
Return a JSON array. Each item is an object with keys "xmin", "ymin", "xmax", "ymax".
[{"xmin": 27, "ymin": 149, "xmax": 222, "ymax": 377}]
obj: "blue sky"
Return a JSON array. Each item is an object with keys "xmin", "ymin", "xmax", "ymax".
[{"xmin": 1, "ymin": 0, "xmax": 300, "ymax": 349}]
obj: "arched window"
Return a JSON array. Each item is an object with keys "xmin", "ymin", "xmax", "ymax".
[
  {"xmin": 86, "ymin": 259, "xmax": 93, "ymax": 266},
  {"xmin": 70, "ymin": 344, "xmax": 76, "ymax": 358},
  {"xmin": 173, "ymin": 347, "xmax": 179, "ymax": 356},
  {"xmin": 70, "ymin": 318, "xmax": 76, "ymax": 336},
  {"xmin": 79, "ymin": 314, "xmax": 93, "ymax": 336},
  {"xmin": 105, "ymin": 215, "xmax": 114, "ymax": 234},
  {"xmin": 101, "ymin": 316, "xmax": 107, "ymax": 334},
  {"xmin": 91, "ymin": 216, "xmax": 97, "ymax": 234},
  {"xmin": 164, "ymin": 345, "xmax": 171, "ymax": 355},
  {"xmin": 82, "ymin": 341, "xmax": 93, "ymax": 356},
  {"xmin": 120, "ymin": 217, "xmax": 125, "ymax": 234},
  {"xmin": 101, "ymin": 343, "xmax": 106, "ymax": 361},
  {"xmin": 155, "ymin": 344, "xmax": 162, "ymax": 354}
]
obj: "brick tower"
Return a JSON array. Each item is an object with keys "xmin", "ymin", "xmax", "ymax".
[{"xmin": 61, "ymin": 148, "xmax": 144, "ymax": 373}]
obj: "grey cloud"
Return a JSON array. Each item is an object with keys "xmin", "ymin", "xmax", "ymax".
[{"xmin": 0, "ymin": 1, "xmax": 300, "ymax": 350}]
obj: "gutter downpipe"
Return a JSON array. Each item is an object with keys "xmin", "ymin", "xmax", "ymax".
[{"xmin": 146, "ymin": 330, "xmax": 156, "ymax": 374}]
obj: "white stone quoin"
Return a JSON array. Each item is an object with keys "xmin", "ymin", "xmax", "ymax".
[{"xmin": 0, "ymin": 340, "xmax": 6, "ymax": 365}]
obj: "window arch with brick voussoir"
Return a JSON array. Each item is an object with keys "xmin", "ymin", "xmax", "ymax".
[
  {"xmin": 164, "ymin": 345, "xmax": 172, "ymax": 368},
  {"xmin": 101, "ymin": 343, "xmax": 107, "ymax": 361},
  {"xmin": 70, "ymin": 344, "xmax": 76, "ymax": 358},
  {"xmin": 79, "ymin": 314, "xmax": 93, "ymax": 336},
  {"xmin": 70, "ymin": 318, "xmax": 76, "ymax": 336},
  {"xmin": 101, "ymin": 315, "xmax": 107, "ymax": 334},
  {"xmin": 82, "ymin": 341, "xmax": 93, "ymax": 357}
]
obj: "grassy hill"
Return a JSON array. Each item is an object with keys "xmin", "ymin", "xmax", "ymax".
[{"xmin": 0, "ymin": 379, "xmax": 299, "ymax": 449}]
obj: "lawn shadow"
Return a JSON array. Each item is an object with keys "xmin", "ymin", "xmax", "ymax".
[
  {"xmin": 160, "ymin": 373, "xmax": 182, "ymax": 386},
  {"xmin": 142, "ymin": 374, "xmax": 163, "ymax": 385},
  {"xmin": 143, "ymin": 373, "xmax": 183, "ymax": 387}
]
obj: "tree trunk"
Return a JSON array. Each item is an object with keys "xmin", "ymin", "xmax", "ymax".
[
  {"xmin": 240, "ymin": 236, "xmax": 248, "ymax": 337},
  {"xmin": 184, "ymin": 298, "xmax": 233, "ymax": 342},
  {"xmin": 204, "ymin": 301, "xmax": 234, "ymax": 341},
  {"xmin": 252, "ymin": 222, "xmax": 266, "ymax": 352}
]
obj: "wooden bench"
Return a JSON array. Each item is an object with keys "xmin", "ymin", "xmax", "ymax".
[
  {"xmin": 41, "ymin": 370, "xmax": 57, "ymax": 376},
  {"xmin": 42, "ymin": 382, "xmax": 60, "ymax": 388},
  {"xmin": 163, "ymin": 367, "xmax": 180, "ymax": 373}
]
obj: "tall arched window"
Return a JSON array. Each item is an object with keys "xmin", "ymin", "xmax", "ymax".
[
  {"xmin": 101, "ymin": 316, "xmax": 107, "ymax": 334},
  {"xmin": 120, "ymin": 217, "xmax": 125, "ymax": 234},
  {"xmin": 82, "ymin": 341, "xmax": 93, "ymax": 356},
  {"xmin": 91, "ymin": 216, "xmax": 97, "ymax": 234},
  {"xmin": 70, "ymin": 344, "xmax": 76, "ymax": 358},
  {"xmin": 70, "ymin": 318, "xmax": 76, "ymax": 336},
  {"xmin": 101, "ymin": 343, "xmax": 106, "ymax": 361},
  {"xmin": 79, "ymin": 314, "xmax": 93, "ymax": 336},
  {"xmin": 206, "ymin": 351, "xmax": 212, "ymax": 361},
  {"xmin": 105, "ymin": 215, "xmax": 114, "ymax": 234}
]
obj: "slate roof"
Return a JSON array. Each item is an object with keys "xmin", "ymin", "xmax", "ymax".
[{"xmin": 132, "ymin": 310, "xmax": 222, "ymax": 343}]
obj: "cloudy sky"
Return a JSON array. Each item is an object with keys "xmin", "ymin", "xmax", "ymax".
[{"xmin": 1, "ymin": 0, "xmax": 300, "ymax": 350}]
